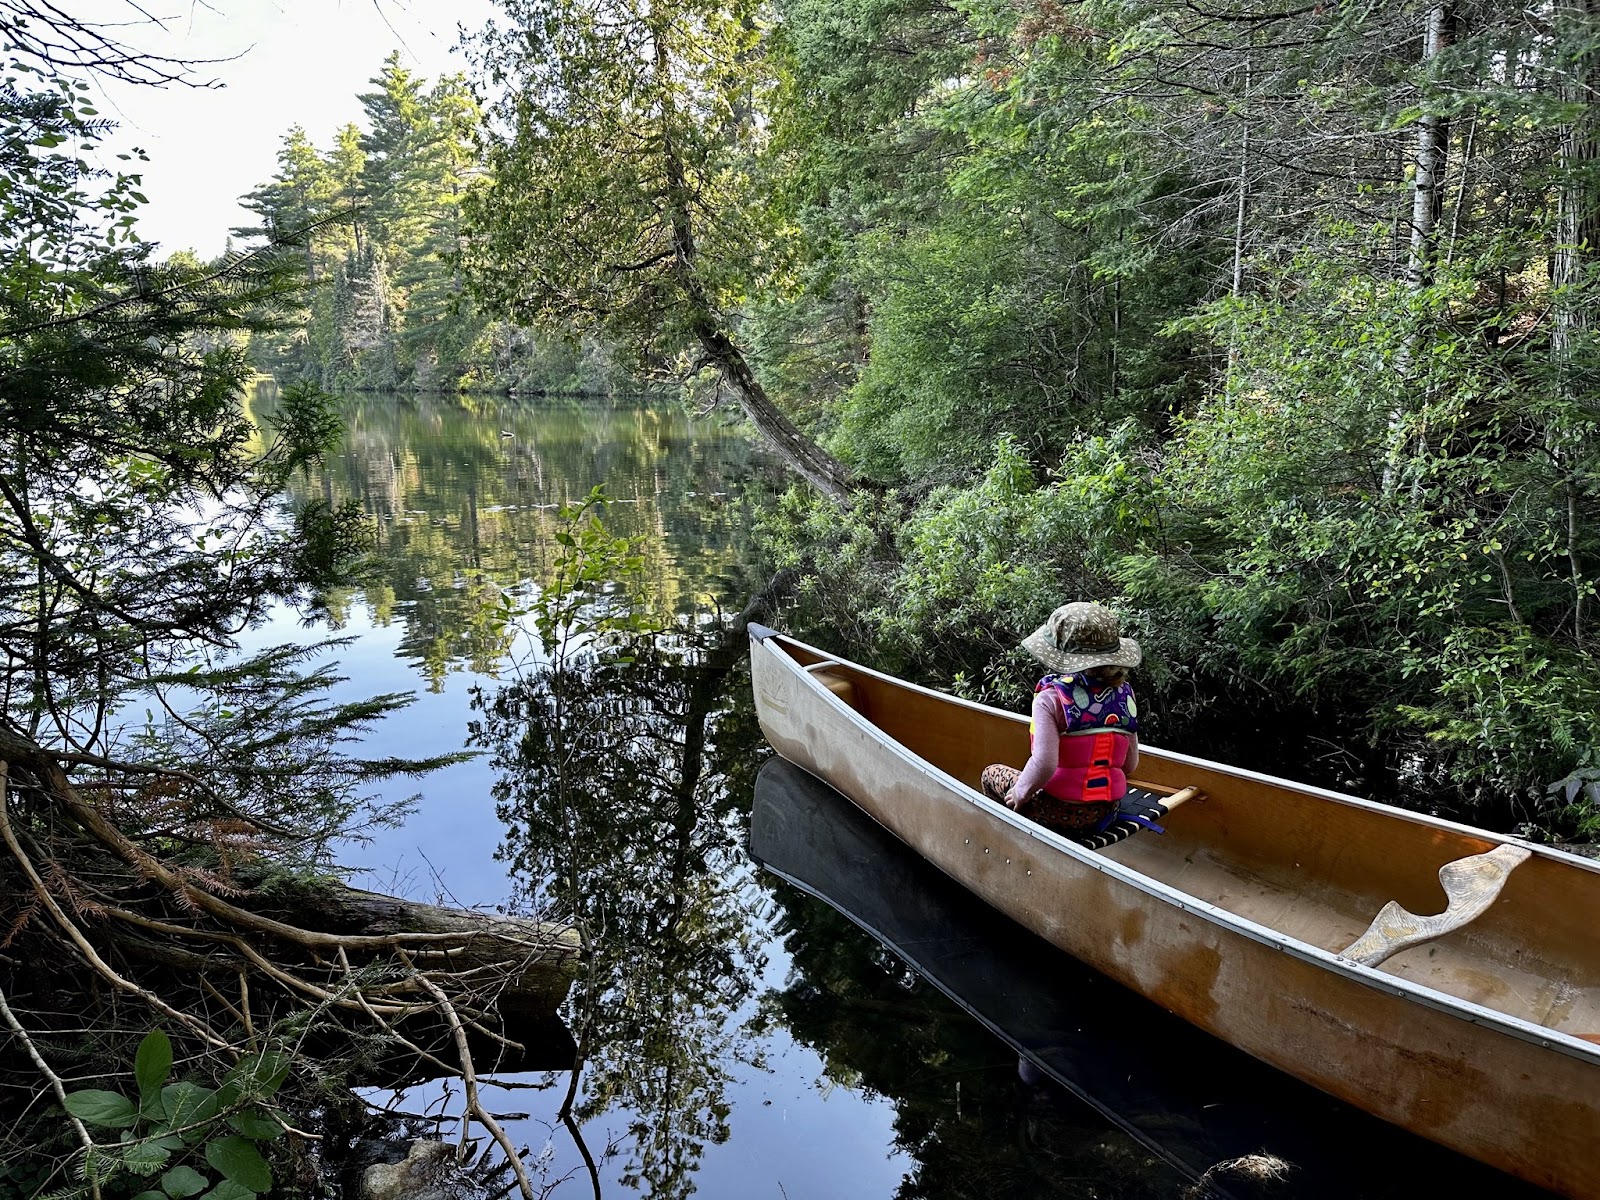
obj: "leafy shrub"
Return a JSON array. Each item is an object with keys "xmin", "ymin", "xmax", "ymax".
[{"xmin": 55, "ymin": 1031, "xmax": 289, "ymax": 1199}]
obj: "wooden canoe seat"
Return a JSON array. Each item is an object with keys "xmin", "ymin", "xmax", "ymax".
[
  {"xmin": 1077, "ymin": 782, "xmax": 1204, "ymax": 850},
  {"xmin": 805, "ymin": 661, "xmax": 861, "ymax": 712},
  {"xmin": 1339, "ymin": 843, "xmax": 1532, "ymax": 969}
]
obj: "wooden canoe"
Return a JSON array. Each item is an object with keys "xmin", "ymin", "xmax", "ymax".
[
  {"xmin": 749, "ymin": 756, "xmax": 1554, "ymax": 1199},
  {"xmin": 748, "ymin": 624, "xmax": 1600, "ymax": 1198}
]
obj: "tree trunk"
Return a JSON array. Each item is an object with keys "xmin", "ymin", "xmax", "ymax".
[
  {"xmin": 1232, "ymin": 47, "xmax": 1252, "ymax": 302},
  {"xmin": 1552, "ymin": 0, "xmax": 1599, "ymax": 650},
  {"xmin": 688, "ymin": 315, "xmax": 856, "ymax": 502},
  {"xmin": 265, "ymin": 881, "xmax": 582, "ymax": 1014},
  {"xmin": 1386, "ymin": 3, "xmax": 1455, "ymax": 492},
  {"xmin": 1406, "ymin": 4, "xmax": 1455, "ymax": 291},
  {"xmin": 651, "ymin": 25, "xmax": 858, "ymax": 505}
]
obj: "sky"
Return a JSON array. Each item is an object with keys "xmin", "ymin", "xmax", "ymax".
[{"xmin": 76, "ymin": 0, "xmax": 500, "ymax": 258}]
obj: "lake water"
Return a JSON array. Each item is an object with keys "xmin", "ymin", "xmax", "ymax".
[{"xmin": 256, "ymin": 386, "xmax": 1547, "ymax": 1200}]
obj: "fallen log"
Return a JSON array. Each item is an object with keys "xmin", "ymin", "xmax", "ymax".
[{"xmin": 261, "ymin": 881, "xmax": 583, "ymax": 1018}]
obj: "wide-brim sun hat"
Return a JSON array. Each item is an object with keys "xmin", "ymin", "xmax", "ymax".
[{"xmin": 1021, "ymin": 601, "xmax": 1142, "ymax": 675}]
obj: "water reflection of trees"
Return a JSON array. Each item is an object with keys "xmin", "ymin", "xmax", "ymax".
[
  {"xmin": 470, "ymin": 624, "xmax": 768, "ymax": 1197},
  {"xmin": 763, "ymin": 886, "xmax": 1181, "ymax": 1200},
  {"xmin": 258, "ymin": 384, "xmax": 778, "ymax": 688}
]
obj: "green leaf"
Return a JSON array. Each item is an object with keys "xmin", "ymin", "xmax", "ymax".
[
  {"xmin": 161, "ymin": 1081, "xmax": 220, "ymax": 1137},
  {"xmin": 221, "ymin": 1052, "xmax": 289, "ymax": 1101},
  {"xmin": 161, "ymin": 1164, "xmax": 210, "ymax": 1197},
  {"xmin": 135, "ymin": 1029, "xmax": 174, "ymax": 1099},
  {"xmin": 63, "ymin": 1088, "xmax": 138, "ymax": 1128},
  {"xmin": 226, "ymin": 1109, "xmax": 283, "ymax": 1141},
  {"xmin": 140, "ymin": 1086, "xmax": 168, "ymax": 1123},
  {"xmin": 132, "ymin": 1192, "xmax": 166, "ymax": 1200},
  {"xmin": 122, "ymin": 1138, "xmax": 172, "ymax": 1174},
  {"xmin": 199, "ymin": 1182, "xmax": 255, "ymax": 1200},
  {"xmin": 205, "ymin": 1136, "xmax": 271, "ymax": 1192}
]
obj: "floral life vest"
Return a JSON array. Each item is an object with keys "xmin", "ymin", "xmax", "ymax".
[{"xmin": 1029, "ymin": 673, "xmax": 1139, "ymax": 803}]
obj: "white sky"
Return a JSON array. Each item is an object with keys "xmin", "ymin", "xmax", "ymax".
[{"xmin": 75, "ymin": 0, "xmax": 501, "ymax": 258}]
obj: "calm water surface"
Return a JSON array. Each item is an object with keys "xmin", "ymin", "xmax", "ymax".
[{"xmin": 250, "ymin": 386, "xmax": 1546, "ymax": 1200}]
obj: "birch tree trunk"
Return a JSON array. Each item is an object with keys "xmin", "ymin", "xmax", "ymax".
[
  {"xmin": 1551, "ymin": 0, "xmax": 1599, "ymax": 650},
  {"xmin": 1405, "ymin": 5, "xmax": 1455, "ymax": 292},
  {"xmin": 1385, "ymin": 3, "xmax": 1455, "ymax": 492}
]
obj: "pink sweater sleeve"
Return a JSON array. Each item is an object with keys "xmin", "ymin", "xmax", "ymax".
[{"xmin": 1009, "ymin": 689, "xmax": 1060, "ymax": 801}]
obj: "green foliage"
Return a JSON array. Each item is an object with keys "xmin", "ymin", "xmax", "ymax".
[
  {"xmin": 63, "ymin": 1092, "xmax": 137, "ymax": 1130},
  {"xmin": 238, "ymin": 55, "xmax": 582, "ymax": 393},
  {"xmin": 755, "ymin": 482, "xmax": 899, "ymax": 657},
  {"xmin": 1115, "ymin": 243, "xmax": 1597, "ymax": 818},
  {"xmin": 524, "ymin": 485, "xmax": 654, "ymax": 659},
  {"xmin": 54, "ymin": 1032, "xmax": 288, "ymax": 1198},
  {"xmin": 0, "ymin": 65, "xmax": 435, "ymax": 837},
  {"xmin": 833, "ymin": 160, "xmax": 1207, "ymax": 481},
  {"xmin": 752, "ymin": 0, "xmax": 1217, "ymax": 481},
  {"xmin": 764, "ymin": 431, "xmax": 1157, "ymax": 699},
  {"xmin": 1550, "ymin": 750, "xmax": 1600, "ymax": 840},
  {"xmin": 462, "ymin": 0, "xmax": 789, "ymax": 369},
  {"xmin": 751, "ymin": 0, "xmax": 1600, "ymax": 832}
]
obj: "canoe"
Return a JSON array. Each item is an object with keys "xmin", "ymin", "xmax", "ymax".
[
  {"xmin": 747, "ymin": 624, "xmax": 1600, "ymax": 1198},
  {"xmin": 748, "ymin": 756, "xmax": 1555, "ymax": 1200}
]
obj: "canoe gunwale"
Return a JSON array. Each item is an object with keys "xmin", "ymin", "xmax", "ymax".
[
  {"xmin": 750, "ymin": 623, "xmax": 1600, "ymax": 877},
  {"xmin": 752, "ymin": 628, "xmax": 1600, "ymax": 1069}
]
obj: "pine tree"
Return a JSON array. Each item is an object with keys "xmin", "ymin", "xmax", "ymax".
[{"xmin": 396, "ymin": 74, "xmax": 486, "ymax": 388}]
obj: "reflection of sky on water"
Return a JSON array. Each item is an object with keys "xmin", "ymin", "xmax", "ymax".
[
  {"xmin": 235, "ymin": 605, "xmax": 503, "ymax": 898},
  {"xmin": 236, "ymin": 393, "xmax": 917, "ymax": 1198},
  {"xmin": 238, "ymin": 605, "xmax": 911, "ymax": 1197}
]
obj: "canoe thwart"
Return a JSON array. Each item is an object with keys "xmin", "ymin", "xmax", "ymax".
[
  {"xmin": 808, "ymin": 665, "xmax": 862, "ymax": 712},
  {"xmin": 1127, "ymin": 780, "xmax": 1205, "ymax": 804},
  {"xmin": 1339, "ymin": 844, "xmax": 1532, "ymax": 969}
]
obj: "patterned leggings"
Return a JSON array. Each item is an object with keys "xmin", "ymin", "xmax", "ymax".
[{"xmin": 981, "ymin": 764, "xmax": 1118, "ymax": 836}]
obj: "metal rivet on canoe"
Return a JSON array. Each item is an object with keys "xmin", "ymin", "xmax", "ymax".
[{"xmin": 984, "ymin": 847, "xmax": 990, "ymax": 854}]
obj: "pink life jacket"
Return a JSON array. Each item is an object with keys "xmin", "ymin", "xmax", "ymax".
[{"xmin": 1030, "ymin": 684, "xmax": 1131, "ymax": 803}]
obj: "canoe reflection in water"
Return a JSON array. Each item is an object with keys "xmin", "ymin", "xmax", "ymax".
[{"xmin": 747, "ymin": 757, "xmax": 1553, "ymax": 1200}]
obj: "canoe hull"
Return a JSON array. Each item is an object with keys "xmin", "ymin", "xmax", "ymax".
[{"xmin": 750, "ymin": 631, "xmax": 1600, "ymax": 1198}]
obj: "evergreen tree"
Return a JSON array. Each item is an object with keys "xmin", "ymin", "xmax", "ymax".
[
  {"xmin": 358, "ymin": 51, "xmax": 430, "ymax": 260},
  {"xmin": 329, "ymin": 121, "xmax": 367, "ymax": 259},
  {"xmin": 395, "ymin": 74, "xmax": 486, "ymax": 388},
  {"xmin": 235, "ymin": 125, "xmax": 340, "ymax": 377}
]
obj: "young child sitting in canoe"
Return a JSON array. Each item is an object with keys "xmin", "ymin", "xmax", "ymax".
[{"xmin": 981, "ymin": 601, "xmax": 1141, "ymax": 837}]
